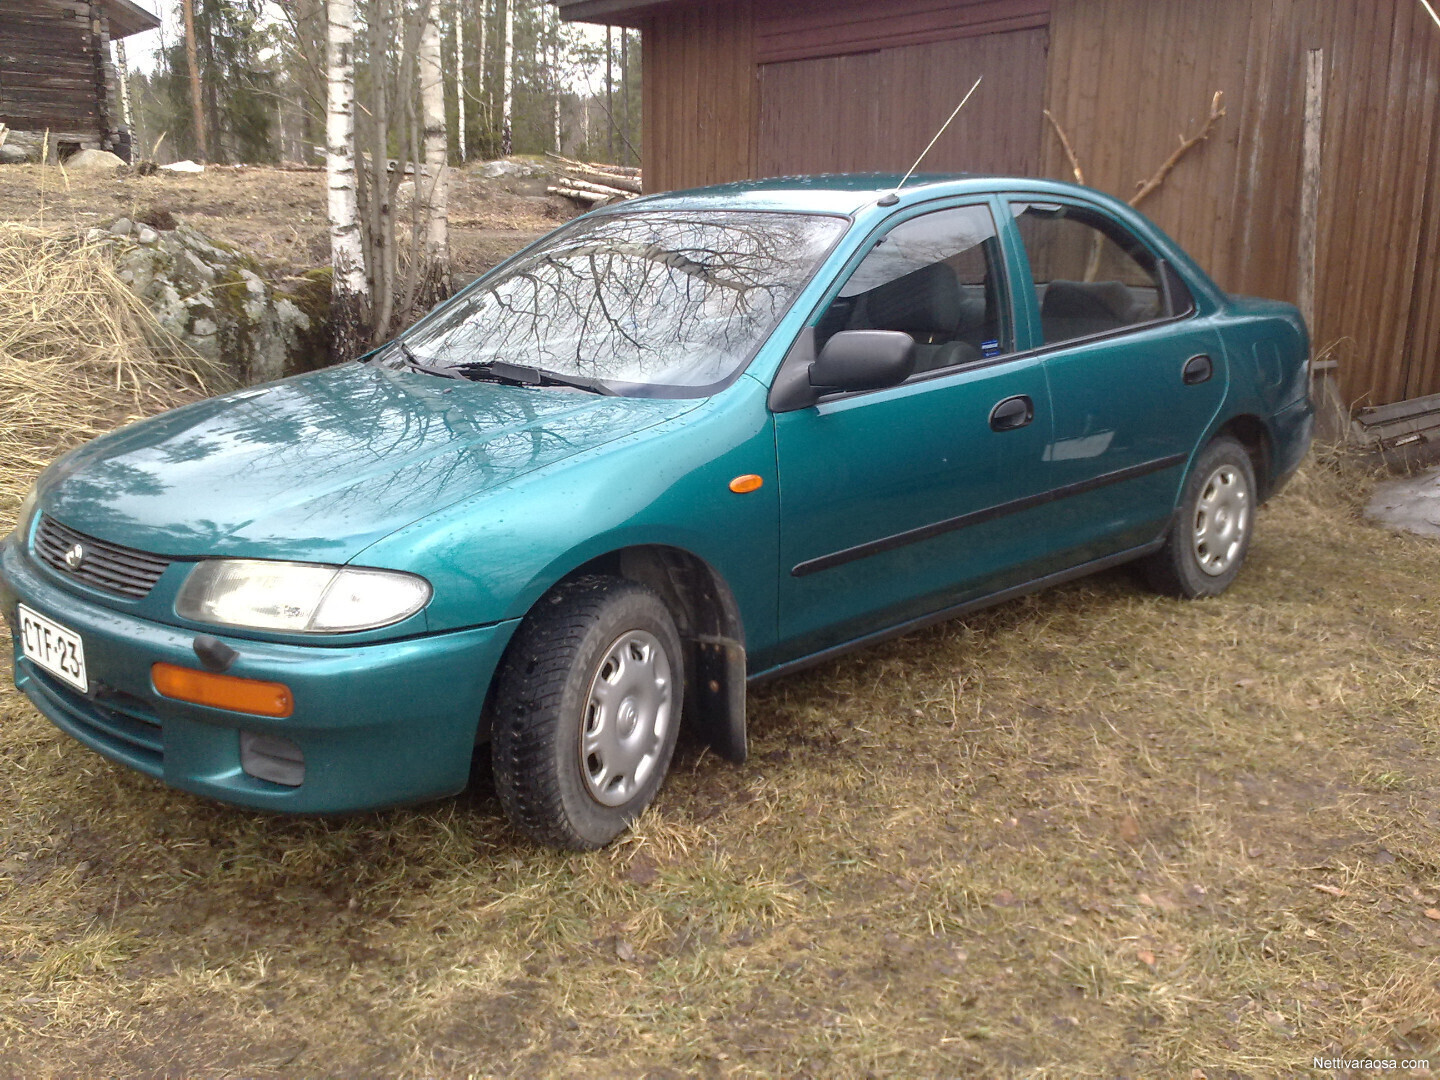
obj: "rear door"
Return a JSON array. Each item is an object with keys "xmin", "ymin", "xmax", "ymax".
[
  {"xmin": 772, "ymin": 199, "xmax": 1057, "ymax": 661},
  {"xmin": 1004, "ymin": 198, "xmax": 1229, "ymax": 570}
]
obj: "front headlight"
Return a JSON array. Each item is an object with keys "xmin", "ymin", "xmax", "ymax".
[{"xmin": 176, "ymin": 560, "xmax": 432, "ymax": 633}]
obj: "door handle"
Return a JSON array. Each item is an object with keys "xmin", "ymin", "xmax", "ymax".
[
  {"xmin": 989, "ymin": 395, "xmax": 1034, "ymax": 432},
  {"xmin": 1182, "ymin": 354, "xmax": 1214, "ymax": 385}
]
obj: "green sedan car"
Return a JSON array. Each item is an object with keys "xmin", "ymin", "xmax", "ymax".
[{"xmin": 1, "ymin": 175, "xmax": 1313, "ymax": 849}]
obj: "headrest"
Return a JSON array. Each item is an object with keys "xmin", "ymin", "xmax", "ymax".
[
  {"xmin": 1041, "ymin": 279, "xmax": 1148, "ymax": 324},
  {"xmin": 864, "ymin": 262, "xmax": 963, "ymax": 335}
]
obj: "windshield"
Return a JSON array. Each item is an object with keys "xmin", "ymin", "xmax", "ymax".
[{"xmin": 380, "ymin": 210, "xmax": 848, "ymax": 397}]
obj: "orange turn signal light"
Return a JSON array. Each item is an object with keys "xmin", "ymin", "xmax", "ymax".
[
  {"xmin": 152, "ymin": 663, "xmax": 294, "ymax": 718},
  {"xmin": 729, "ymin": 474, "xmax": 764, "ymax": 494}
]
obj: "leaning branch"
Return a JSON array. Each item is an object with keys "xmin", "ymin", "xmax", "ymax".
[
  {"xmin": 1043, "ymin": 109, "xmax": 1085, "ymax": 186},
  {"xmin": 1129, "ymin": 91, "xmax": 1226, "ymax": 208}
]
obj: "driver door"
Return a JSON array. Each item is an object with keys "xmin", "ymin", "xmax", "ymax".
[{"xmin": 772, "ymin": 199, "xmax": 1057, "ymax": 662}]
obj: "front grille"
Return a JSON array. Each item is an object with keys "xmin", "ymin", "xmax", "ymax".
[{"xmin": 34, "ymin": 515, "xmax": 171, "ymax": 599}]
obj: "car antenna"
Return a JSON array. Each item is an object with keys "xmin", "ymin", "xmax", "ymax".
[{"xmin": 878, "ymin": 76, "xmax": 983, "ymax": 207}]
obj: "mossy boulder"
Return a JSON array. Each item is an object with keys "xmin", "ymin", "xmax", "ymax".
[{"xmin": 93, "ymin": 218, "xmax": 328, "ymax": 385}]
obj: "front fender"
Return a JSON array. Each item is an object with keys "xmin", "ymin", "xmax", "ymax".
[{"xmin": 354, "ymin": 377, "xmax": 781, "ymax": 658}]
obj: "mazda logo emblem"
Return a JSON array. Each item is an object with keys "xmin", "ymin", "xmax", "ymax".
[{"xmin": 64, "ymin": 543, "xmax": 85, "ymax": 571}]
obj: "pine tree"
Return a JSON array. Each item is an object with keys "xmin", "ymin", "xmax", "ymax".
[{"xmin": 158, "ymin": 0, "xmax": 276, "ymax": 163}]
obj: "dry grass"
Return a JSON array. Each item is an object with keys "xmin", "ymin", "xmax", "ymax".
[
  {"xmin": 2, "ymin": 241, "xmax": 1440, "ymax": 1075},
  {"xmin": 3, "ymin": 450, "xmax": 1439, "ymax": 1077},
  {"xmin": 0, "ymin": 224, "xmax": 221, "ymax": 527}
]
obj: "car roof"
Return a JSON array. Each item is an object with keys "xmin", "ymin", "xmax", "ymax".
[{"xmin": 617, "ymin": 173, "xmax": 1098, "ymax": 216}]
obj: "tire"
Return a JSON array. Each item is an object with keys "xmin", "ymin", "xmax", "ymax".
[
  {"xmin": 490, "ymin": 575, "xmax": 684, "ymax": 850},
  {"xmin": 1143, "ymin": 436, "xmax": 1257, "ymax": 599}
]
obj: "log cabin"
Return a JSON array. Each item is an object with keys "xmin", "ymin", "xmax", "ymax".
[
  {"xmin": 0, "ymin": 0, "xmax": 159, "ymax": 162},
  {"xmin": 556, "ymin": 0, "xmax": 1440, "ymax": 423}
]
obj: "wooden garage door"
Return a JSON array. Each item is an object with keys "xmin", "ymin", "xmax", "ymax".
[{"xmin": 757, "ymin": 28, "xmax": 1049, "ymax": 179}]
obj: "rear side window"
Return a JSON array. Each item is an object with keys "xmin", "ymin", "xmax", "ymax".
[
  {"xmin": 817, "ymin": 204, "xmax": 1012, "ymax": 374},
  {"xmin": 1012, "ymin": 202, "xmax": 1187, "ymax": 346}
]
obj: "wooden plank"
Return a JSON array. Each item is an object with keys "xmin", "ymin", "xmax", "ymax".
[
  {"xmin": 755, "ymin": 0, "xmax": 1051, "ymax": 63},
  {"xmin": 1296, "ymin": 45, "xmax": 1324, "ymax": 334},
  {"xmin": 1401, "ymin": 17, "xmax": 1440, "ymax": 399},
  {"xmin": 757, "ymin": 28, "xmax": 1045, "ymax": 178}
]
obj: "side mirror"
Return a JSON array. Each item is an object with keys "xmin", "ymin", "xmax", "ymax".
[{"xmin": 809, "ymin": 330, "xmax": 916, "ymax": 392}]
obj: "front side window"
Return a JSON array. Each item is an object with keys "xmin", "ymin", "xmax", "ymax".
[
  {"xmin": 387, "ymin": 210, "xmax": 848, "ymax": 397},
  {"xmin": 1013, "ymin": 202, "xmax": 1180, "ymax": 346},
  {"xmin": 817, "ymin": 204, "xmax": 1011, "ymax": 374}
]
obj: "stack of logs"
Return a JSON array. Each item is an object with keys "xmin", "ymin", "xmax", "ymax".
[{"xmin": 546, "ymin": 153, "xmax": 642, "ymax": 206}]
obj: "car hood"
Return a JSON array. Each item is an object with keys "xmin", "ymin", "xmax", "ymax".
[{"xmin": 39, "ymin": 363, "xmax": 700, "ymax": 563}]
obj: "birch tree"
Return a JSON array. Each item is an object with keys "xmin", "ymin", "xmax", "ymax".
[
  {"xmin": 500, "ymin": 0, "xmax": 514, "ymax": 155},
  {"xmin": 455, "ymin": 1, "xmax": 467, "ymax": 162},
  {"xmin": 417, "ymin": 0, "xmax": 451, "ymax": 308},
  {"xmin": 327, "ymin": 0, "xmax": 370, "ymax": 359}
]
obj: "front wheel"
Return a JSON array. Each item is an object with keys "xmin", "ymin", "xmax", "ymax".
[
  {"xmin": 1143, "ymin": 436, "xmax": 1256, "ymax": 599},
  {"xmin": 490, "ymin": 576, "xmax": 684, "ymax": 850}
]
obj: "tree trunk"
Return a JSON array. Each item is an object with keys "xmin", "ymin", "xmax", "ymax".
[
  {"xmin": 418, "ymin": 0, "xmax": 451, "ymax": 310},
  {"xmin": 620, "ymin": 28, "xmax": 629, "ymax": 167},
  {"xmin": 477, "ymin": 0, "xmax": 489, "ymax": 155},
  {"xmin": 605, "ymin": 23, "xmax": 613, "ymax": 162},
  {"xmin": 326, "ymin": 0, "xmax": 369, "ymax": 359},
  {"xmin": 500, "ymin": 0, "xmax": 514, "ymax": 155},
  {"xmin": 551, "ymin": 3, "xmax": 561, "ymax": 152},
  {"xmin": 181, "ymin": 0, "xmax": 208, "ymax": 161},
  {"xmin": 368, "ymin": 0, "xmax": 396, "ymax": 338},
  {"xmin": 456, "ymin": 0, "xmax": 467, "ymax": 163},
  {"xmin": 114, "ymin": 39, "xmax": 133, "ymax": 129}
]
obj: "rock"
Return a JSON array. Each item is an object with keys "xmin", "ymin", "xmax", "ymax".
[
  {"xmin": 1367, "ymin": 467, "xmax": 1440, "ymax": 539},
  {"xmin": 479, "ymin": 158, "xmax": 542, "ymax": 179},
  {"xmin": 66, "ymin": 149, "xmax": 126, "ymax": 170},
  {"xmin": 97, "ymin": 216, "xmax": 327, "ymax": 384},
  {"xmin": 0, "ymin": 144, "xmax": 35, "ymax": 165}
]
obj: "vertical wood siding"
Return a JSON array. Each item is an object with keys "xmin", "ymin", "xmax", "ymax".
[
  {"xmin": 756, "ymin": 29, "xmax": 1047, "ymax": 178},
  {"xmin": 1042, "ymin": 0, "xmax": 1440, "ymax": 407},
  {"xmin": 627, "ymin": 0, "xmax": 1440, "ymax": 405},
  {"xmin": 641, "ymin": 0, "xmax": 756, "ymax": 194},
  {"xmin": 754, "ymin": 0, "xmax": 1050, "ymax": 64}
]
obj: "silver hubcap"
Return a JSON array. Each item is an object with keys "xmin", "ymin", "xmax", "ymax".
[
  {"xmin": 579, "ymin": 630, "xmax": 672, "ymax": 807},
  {"xmin": 1193, "ymin": 464, "xmax": 1249, "ymax": 576}
]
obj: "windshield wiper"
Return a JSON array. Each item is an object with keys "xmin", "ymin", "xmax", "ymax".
[
  {"xmin": 455, "ymin": 360, "xmax": 615, "ymax": 396},
  {"xmin": 390, "ymin": 340, "xmax": 461, "ymax": 380}
]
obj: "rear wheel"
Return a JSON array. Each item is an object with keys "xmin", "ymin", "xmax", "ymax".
[
  {"xmin": 490, "ymin": 576, "xmax": 683, "ymax": 850},
  {"xmin": 1144, "ymin": 436, "xmax": 1256, "ymax": 599}
]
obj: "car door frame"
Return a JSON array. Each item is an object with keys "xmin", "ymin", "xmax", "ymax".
[
  {"xmin": 763, "ymin": 193, "xmax": 1073, "ymax": 668},
  {"xmin": 991, "ymin": 190, "xmax": 1234, "ymax": 570}
]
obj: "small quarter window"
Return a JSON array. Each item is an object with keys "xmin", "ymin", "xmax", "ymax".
[
  {"xmin": 1013, "ymin": 203, "xmax": 1184, "ymax": 346},
  {"xmin": 818, "ymin": 205, "xmax": 1012, "ymax": 374}
]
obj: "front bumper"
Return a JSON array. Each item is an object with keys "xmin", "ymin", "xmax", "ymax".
[{"xmin": 1, "ymin": 533, "xmax": 518, "ymax": 813}]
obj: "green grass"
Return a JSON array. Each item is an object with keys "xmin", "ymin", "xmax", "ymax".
[{"xmin": 4, "ymin": 454, "xmax": 1440, "ymax": 1077}]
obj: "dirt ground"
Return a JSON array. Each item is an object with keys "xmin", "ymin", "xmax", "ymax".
[{"xmin": 0, "ymin": 161, "xmax": 576, "ymax": 288}]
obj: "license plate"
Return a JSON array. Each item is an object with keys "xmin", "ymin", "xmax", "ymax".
[{"xmin": 17, "ymin": 604, "xmax": 88, "ymax": 693}]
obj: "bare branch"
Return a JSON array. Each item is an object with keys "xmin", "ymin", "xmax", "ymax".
[
  {"xmin": 1043, "ymin": 109, "xmax": 1086, "ymax": 186},
  {"xmin": 1129, "ymin": 91, "xmax": 1226, "ymax": 208}
]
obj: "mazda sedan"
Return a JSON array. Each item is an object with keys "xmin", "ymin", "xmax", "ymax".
[{"xmin": 1, "ymin": 175, "xmax": 1313, "ymax": 848}]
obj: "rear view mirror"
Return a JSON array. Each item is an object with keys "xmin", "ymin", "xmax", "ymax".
[{"xmin": 809, "ymin": 330, "xmax": 916, "ymax": 392}]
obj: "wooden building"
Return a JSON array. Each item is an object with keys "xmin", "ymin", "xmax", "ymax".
[
  {"xmin": 557, "ymin": 0, "xmax": 1440, "ymax": 412},
  {"xmin": 0, "ymin": 0, "xmax": 159, "ymax": 161}
]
